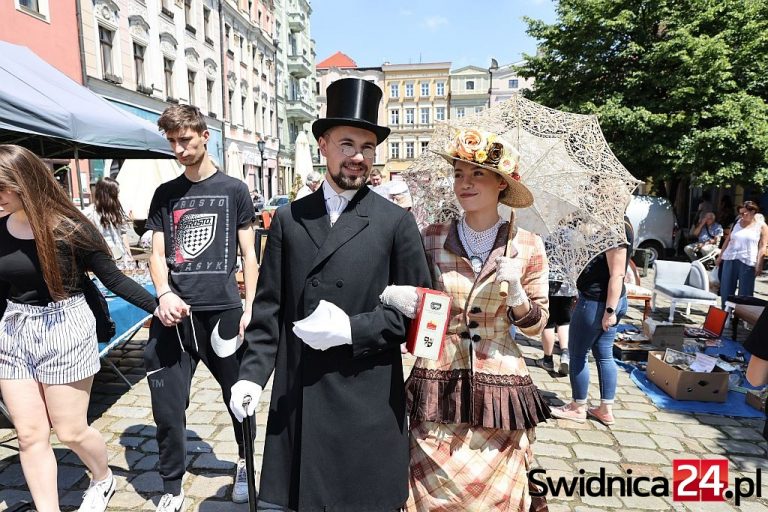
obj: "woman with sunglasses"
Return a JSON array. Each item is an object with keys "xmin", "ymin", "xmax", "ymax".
[{"xmin": 716, "ymin": 201, "xmax": 768, "ymax": 304}]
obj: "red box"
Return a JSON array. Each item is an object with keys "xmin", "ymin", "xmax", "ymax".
[{"xmin": 406, "ymin": 288, "xmax": 451, "ymax": 360}]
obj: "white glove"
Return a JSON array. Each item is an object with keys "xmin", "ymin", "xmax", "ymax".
[
  {"xmin": 495, "ymin": 256, "xmax": 528, "ymax": 307},
  {"xmin": 229, "ymin": 380, "xmax": 263, "ymax": 422},
  {"xmin": 293, "ymin": 300, "xmax": 352, "ymax": 350},
  {"xmin": 379, "ymin": 285, "xmax": 420, "ymax": 319}
]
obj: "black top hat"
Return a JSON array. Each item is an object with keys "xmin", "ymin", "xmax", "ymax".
[{"xmin": 312, "ymin": 78, "xmax": 390, "ymax": 145}]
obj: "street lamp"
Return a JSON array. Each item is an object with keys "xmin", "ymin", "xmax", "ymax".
[
  {"xmin": 257, "ymin": 139, "xmax": 266, "ymax": 196},
  {"xmin": 488, "ymin": 58, "xmax": 499, "ymax": 108}
]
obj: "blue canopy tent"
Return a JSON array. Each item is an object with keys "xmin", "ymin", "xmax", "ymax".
[{"xmin": 0, "ymin": 41, "xmax": 173, "ymax": 203}]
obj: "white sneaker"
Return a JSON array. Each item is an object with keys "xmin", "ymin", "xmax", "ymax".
[
  {"xmin": 78, "ymin": 471, "xmax": 116, "ymax": 512},
  {"xmin": 155, "ymin": 492, "xmax": 184, "ymax": 512},
  {"xmin": 232, "ymin": 457, "xmax": 250, "ymax": 503}
]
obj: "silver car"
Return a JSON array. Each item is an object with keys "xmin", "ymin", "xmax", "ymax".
[{"xmin": 625, "ymin": 195, "xmax": 679, "ymax": 264}]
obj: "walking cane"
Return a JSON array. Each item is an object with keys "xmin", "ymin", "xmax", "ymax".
[
  {"xmin": 499, "ymin": 210, "xmax": 516, "ymax": 298},
  {"xmin": 241, "ymin": 396, "xmax": 258, "ymax": 512}
]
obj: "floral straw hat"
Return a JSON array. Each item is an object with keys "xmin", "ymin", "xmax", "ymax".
[{"xmin": 437, "ymin": 127, "xmax": 533, "ymax": 208}]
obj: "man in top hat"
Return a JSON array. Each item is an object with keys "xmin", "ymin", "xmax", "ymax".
[{"xmin": 229, "ymin": 78, "xmax": 432, "ymax": 511}]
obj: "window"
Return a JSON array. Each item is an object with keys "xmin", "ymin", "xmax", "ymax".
[
  {"xmin": 19, "ymin": 0, "xmax": 40, "ymax": 13},
  {"xmin": 436, "ymin": 107, "xmax": 445, "ymax": 121},
  {"xmin": 390, "ymin": 142, "xmax": 400, "ymax": 159},
  {"xmin": 420, "ymin": 141, "xmax": 429, "ymax": 153},
  {"xmin": 405, "ymin": 142, "xmax": 414, "ymax": 159},
  {"xmin": 99, "ymin": 26, "xmax": 114, "ymax": 76},
  {"xmin": 164, "ymin": 58, "xmax": 175, "ymax": 98},
  {"xmin": 188, "ymin": 71, "xmax": 196, "ymax": 104},
  {"xmin": 390, "ymin": 109, "xmax": 399, "ymax": 125},
  {"xmin": 436, "ymin": 82, "xmax": 445, "ymax": 96},
  {"xmin": 508, "ymin": 79, "xmax": 519, "ymax": 89},
  {"xmin": 421, "ymin": 82, "xmax": 429, "ymax": 96},
  {"xmin": 184, "ymin": 0, "xmax": 192, "ymax": 27},
  {"xmin": 241, "ymin": 96, "xmax": 247, "ymax": 127},
  {"xmin": 206, "ymin": 79, "xmax": 214, "ymax": 113},
  {"xmin": 225, "ymin": 25, "xmax": 232, "ymax": 50},
  {"xmin": 133, "ymin": 43, "xmax": 146, "ymax": 87},
  {"xmin": 456, "ymin": 107, "xmax": 465, "ymax": 118},
  {"xmin": 420, "ymin": 107, "xmax": 430, "ymax": 125},
  {"xmin": 466, "ymin": 80, "xmax": 475, "ymax": 90},
  {"xmin": 254, "ymin": 101, "xmax": 261, "ymax": 132},
  {"xmin": 405, "ymin": 83, "xmax": 414, "ymax": 97},
  {"xmin": 405, "ymin": 108, "xmax": 414, "ymax": 124},
  {"xmin": 203, "ymin": 7, "xmax": 211, "ymax": 40},
  {"xmin": 390, "ymin": 83, "xmax": 399, "ymax": 98},
  {"xmin": 475, "ymin": 106, "xmax": 483, "ymax": 113}
]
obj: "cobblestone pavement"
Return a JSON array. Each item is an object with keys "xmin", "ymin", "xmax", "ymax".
[{"xmin": 2, "ymin": 271, "xmax": 767, "ymax": 511}]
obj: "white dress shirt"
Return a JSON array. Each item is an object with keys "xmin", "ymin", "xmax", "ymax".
[{"xmin": 322, "ymin": 179, "xmax": 357, "ymax": 226}]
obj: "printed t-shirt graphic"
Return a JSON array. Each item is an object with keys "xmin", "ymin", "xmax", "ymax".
[{"xmin": 169, "ymin": 196, "xmax": 230, "ymax": 274}]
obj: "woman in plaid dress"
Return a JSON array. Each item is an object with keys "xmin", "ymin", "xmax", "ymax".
[{"xmin": 380, "ymin": 128, "xmax": 551, "ymax": 511}]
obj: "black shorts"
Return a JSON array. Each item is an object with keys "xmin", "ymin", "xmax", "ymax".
[{"xmin": 546, "ymin": 295, "xmax": 574, "ymax": 329}]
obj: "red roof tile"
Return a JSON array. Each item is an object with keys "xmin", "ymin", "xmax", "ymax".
[{"xmin": 316, "ymin": 51, "xmax": 357, "ymax": 69}]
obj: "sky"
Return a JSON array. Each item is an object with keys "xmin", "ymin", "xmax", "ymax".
[{"xmin": 310, "ymin": 0, "xmax": 557, "ymax": 69}]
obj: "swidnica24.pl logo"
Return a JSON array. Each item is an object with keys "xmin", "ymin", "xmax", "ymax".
[{"xmin": 529, "ymin": 458, "xmax": 762, "ymax": 506}]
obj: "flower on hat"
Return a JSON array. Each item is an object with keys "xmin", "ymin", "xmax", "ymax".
[{"xmin": 445, "ymin": 128, "xmax": 521, "ymax": 178}]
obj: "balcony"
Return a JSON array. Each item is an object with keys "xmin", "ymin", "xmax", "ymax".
[
  {"xmin": 288, "ymin": 12, "xmax": 306, "ymax": 32},
  {"xmin": 287, "ymin": 53, "xmax": 312, "ymax": 78},
  {"xmin": 286, "ymin": 97, "xmax": 314, "ymax": 123}
]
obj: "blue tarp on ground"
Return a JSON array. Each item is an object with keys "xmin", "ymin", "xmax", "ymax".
[{"xmin": 615, "ymin": 336, "xmax": 765, "ymax": 418}]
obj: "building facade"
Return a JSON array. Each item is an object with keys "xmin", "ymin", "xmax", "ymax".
[
  {"xmin": 1, "ymin": 0, "xmax": 86, "ymax": 200},
  {"xmin": 220, "ymin": 0, "xmax": 279, "ymax": 198},
  {"xmin": 80, "ymin": 0, "xmax": 225, "ymax": 183},
  {"xmin": 381, "ymin": 62, "xmax": 450, "ymax": 180},
  {"xmin": 449, "ymin": 65, "xmax": 490, "ymax": 119},
  {"xmin": 275, "ymin": 0, "xmax": 316, "ymax": 195},
  {"xmin": 315, "ymin": 56, "xmax": 386, "ymax": 175},
  {"xmin": 490, "ymin": 61, "xmax": 534, "ymax": 104}
]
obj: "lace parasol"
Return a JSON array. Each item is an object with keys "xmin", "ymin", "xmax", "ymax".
[{"xmin": 403, "ymin": 94, "xmax": 641, "ymax": 285}]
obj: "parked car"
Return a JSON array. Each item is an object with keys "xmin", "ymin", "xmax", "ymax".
[
  {"xmin": 625, "ymin": 195, "xmax": 679, "ymax": 265},
  {"xmin": 261, "ymin": 194, "xmax": 290, "ymax": 211}
]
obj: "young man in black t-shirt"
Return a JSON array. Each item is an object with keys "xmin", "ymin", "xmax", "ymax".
[
  {"xmin": 744, "ymin": 308, "xmax": 768, "ymax": 441},
  {"xmin": 144, "ymin": 105, "xmax": 257, "ymax": 511}
]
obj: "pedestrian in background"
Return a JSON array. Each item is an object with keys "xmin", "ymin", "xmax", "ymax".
[
  {"xmin": 550, "ymin": 217, "xmax": 633, "ymax": 426},
  {"xmin": 294, "ymin": 171, "xmax": 322, "ymax": 200},
  {"xmin": 385, "ymin": 127, "xmax": 550, "ymax": 510},
  {"xmin": 85, "ymin": 177, "xmax": 134, "ymax": 264},
  {"xmin": 716, "ymin": 201, "xmax": 768, "ymax": 304},
  {"xmin": 144, "ymin": 105, "xmax": 258, "ymax": 510},
  {"xmin": 540, "ymin": 279, "xmax": 574, "ymax": 375},
  {"xmin": 0, "ymin": 144, "xmax": 160, "ymax": 512}
]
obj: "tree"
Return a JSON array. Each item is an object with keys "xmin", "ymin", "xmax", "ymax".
[{"xmin": 518, "ymin": 0, "xmax": 768, "ymax": 188}]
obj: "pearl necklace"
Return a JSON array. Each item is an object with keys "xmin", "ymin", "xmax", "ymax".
[{"xmin": 458, "ymin": 216, "xmax": 503, "ymax": 274}]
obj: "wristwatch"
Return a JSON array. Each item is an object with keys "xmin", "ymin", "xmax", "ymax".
[{"xmin": 605, "ymin": 306, "xmax": 616, "ymax": 315}]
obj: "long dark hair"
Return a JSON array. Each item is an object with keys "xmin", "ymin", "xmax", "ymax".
[
  {"xmin": 0, "ymin": 145, "xmax": 111, "ymax": 300},
  {"xmin": 93, "ymin": 176, "xmax": 128, "ymax": 228}
]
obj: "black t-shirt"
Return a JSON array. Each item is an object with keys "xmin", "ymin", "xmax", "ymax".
[
  {"xmin": 744, "ymin": 308, "xmax": 768, "ymax": 441},
  {"xmin": 576, "ymin": 218, "xmax": 635, "ymax": 302},
  {"xmin": 146, "ymin": 171, "xmax": 255, "ymax": 310},
  {"xmin": 0, "ymin": 216, "xmax": 157, "ymax": 314}
]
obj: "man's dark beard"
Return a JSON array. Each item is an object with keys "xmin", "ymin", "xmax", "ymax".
[{"xmin": 329, "ymin": 164, "xmax": 368, "ymax": 190}]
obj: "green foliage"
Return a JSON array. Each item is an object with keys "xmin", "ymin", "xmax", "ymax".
[{"xmin": 518, "ymin": 0, "xmax": 768, "ymax": 186}]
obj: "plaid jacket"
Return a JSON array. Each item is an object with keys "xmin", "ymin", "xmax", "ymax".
[{"xmin": 406, "ymin": 219, "xmax": 550, "ymax": 430}]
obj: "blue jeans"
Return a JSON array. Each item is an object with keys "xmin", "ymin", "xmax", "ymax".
[
  {"xmin": 720, "ymin": 259, "xmax": 756, "ymax": 304},
  {"xmin": 568, "ymin": 294, "xmax": 628, "ymax": 402}
]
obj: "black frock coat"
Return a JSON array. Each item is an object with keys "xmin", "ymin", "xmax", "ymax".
[{"xmin": 239, "ymin": 185, "xmax": 432, "ymax": 511}]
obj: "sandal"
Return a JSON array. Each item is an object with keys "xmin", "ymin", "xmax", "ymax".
[
  {"xmin": 550, "ymin": 404, "xmax": 587, "ymax": 423},
  {"xmin": 587, "ymin": 407, "xmax": 615, "ymax": 426}
]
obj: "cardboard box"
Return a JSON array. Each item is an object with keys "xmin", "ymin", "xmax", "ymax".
[
  {"xmin": 406, "ymin": 288, "xmax": 451, "ymax": 360},
  {"xmin": 646, "ymin": 351, "xmax": 729, "ymax": 402},
  {"xmin": 746, "ymin": 390, "xmax": 766, "ymax": 412}
]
